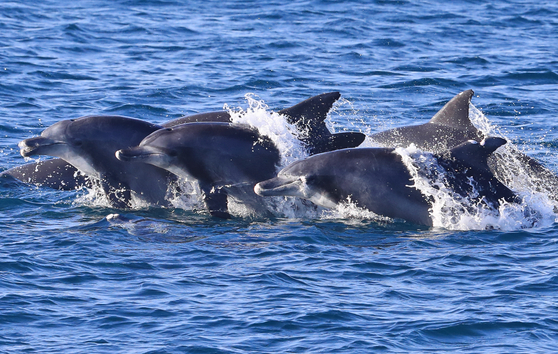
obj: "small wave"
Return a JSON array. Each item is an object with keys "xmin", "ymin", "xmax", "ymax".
[{"xmin": 380, "ymin": 78, "xmax": 460, "ymax": 89}]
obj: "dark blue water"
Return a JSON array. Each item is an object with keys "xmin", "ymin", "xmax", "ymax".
[{"xmin": 2, "ymin": 1, "xmax": 558, "ymax": 352}]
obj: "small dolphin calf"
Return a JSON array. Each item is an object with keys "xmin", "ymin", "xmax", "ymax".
[
  {"xmin": 18, "ymin": 115, "xmax": 175, "ymax": 207},
  {"xmin": 116, "ymin": 122, "xmax": 280, "ymax": 218},
  {"xmin": 255, "ymin": 137, "xmax": 517, "ymax": 226}
]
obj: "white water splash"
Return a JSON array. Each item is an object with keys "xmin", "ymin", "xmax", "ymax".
[
  {"xmin": 322, "ymin": 196, "xmax": 394, "ymax": 224},
  {"xmin": 311, "ymin": 103, "xmax": 557, "ymax": 230},
  {"xmin": 224, "ymin": 94, "xmax": 321, "ymax": 218},
  {"xmin": 471, "ymin": 104, "xmax": 558, "ymax": 210},
  {"xmin": 396, "ymin": 145, "xmax": 552, "ymax": 231},
  {"xmin": 387, "ymin": 104, "xmax": 557, "ymax": 231},
  {"xmin": 226, "ymin": 93, "xmax": 308, "ymax": 168}
]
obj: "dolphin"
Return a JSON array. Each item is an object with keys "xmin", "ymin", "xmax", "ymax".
[
  {"xmin": 0, "ymin": 158, "xmax": 90, "ymax": 190},
  {"xmin": 254, "ymin": 137, "xmax": 517, "ymax": 226},
  {"xmin": 368, "ymin": 89, "xmax": 558, "ymax": 202},
  {"xmin": 18, "ymin": 115, "xmax": 175, "ymax": 208},
  {"xmin": 369, "ymin": 89, "xmax": 483, "ymax": 152},
  {"xmin": 7, "ymin": 92, "xmax": 365, "ymax": 193},
  {"xmin": 116, "ymin": 122, "xmax": 281, "ymax": 218},
  {"xmin": 162, "ymin": 91, "xmax": 365, "ymax": 153}
]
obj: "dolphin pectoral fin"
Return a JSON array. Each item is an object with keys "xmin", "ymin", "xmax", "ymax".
[
  {"xmin": 200, "ymin": 183, "xmax": 231, "ymax": 219},
  {"xmin": 302, "ymin": 132, "xmax": 366, "ymax": 155},
  {"xmin": 480, "ymin": 137, "xmax": 507, "ymax": 153},
  {"xmin": 278, "ymin": 92, "xmax": 341, "ymax": 129},
  {"xmin": 278, "ymin": 92, "xmax": 367, "ymax": 155},
  {"xmin": 449, "ymin": 137, "xmax": 507, "ymax": 172}
]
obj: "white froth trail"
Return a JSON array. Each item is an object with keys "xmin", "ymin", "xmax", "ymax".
[{"xmin": 322, "ymin": 197, "xmax": 394, "ymax": 224}]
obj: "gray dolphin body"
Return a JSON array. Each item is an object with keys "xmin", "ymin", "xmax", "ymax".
[
  {"xmin": 17, "ymin": 116, "xmax": 175, "ymax": 207},
  {"xmin": 255, "ymin": 137, "xmax": 517, "ymax": 226},
  {"xmin": 368, "ymin": 89, "xmax": 558, "ymax": 200},
  {"xmin": 5, "ymin": 92, "xmax": 365, "ymax": 193},
  {"xmin": 369, "ymin": 90, "xmax": 483, "ymax": 152},
  {"xmin": 1, "ymin": 158, "xmax": 91, "ymax": 190},
  {"xmin": 0, "ymin": 112, "xmax": 232, "ymax": 191},
  {"xmin": 116, "ymin": 122, "xmax": 280, "ymax": 218}
]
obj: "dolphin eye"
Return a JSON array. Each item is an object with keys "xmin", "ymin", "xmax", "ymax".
[
  {"xmin": 168, "ymin": 150, "xmax": 178, "ymax": 157},
  {"xmin": 74, "ymin": 140, "xmax": 83, "ymax": 147},
  {"xmin": 304, "ymin": 175, "xmax": 316, "ymax": 184}
]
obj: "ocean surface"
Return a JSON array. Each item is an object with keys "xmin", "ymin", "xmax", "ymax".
[{"xmin": 1, "ymin": 0, "xmax": 558, "ymax": 353}]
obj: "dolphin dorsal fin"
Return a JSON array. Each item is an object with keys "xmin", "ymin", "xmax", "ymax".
[
  {"xmin": 278, "ymin": 92, "xmax": 341, "ymax": 130},
  {"xmin": 449, "ymin": 137, "xmax": 506, "ymax": 172},
  {"xmin": 429, "ymin": 89, "xmax": 475, "ymax": 129}
]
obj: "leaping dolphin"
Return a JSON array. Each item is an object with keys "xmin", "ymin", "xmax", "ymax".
[
  {"xmin": 116, "ymin": 122, "xmax": 281, "ymax": 218},
  {"xmin": 254, "ymin": 137, "xmax": 517, "ymax": 226},
  {"xmin": 112, "ymin": 93, "xmax": 367, "ymax": 217},
  {"xmin": 17, "ymin": 115, "xmax": 175, "ymax": 208}
]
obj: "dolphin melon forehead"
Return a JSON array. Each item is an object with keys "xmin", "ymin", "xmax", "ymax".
[
  {"xmin": 138, "ymin": 122, "xmax": 250, "ymax": 147},
  {"xmin": 279, "ymin": 156, "xmax": 326, "ymax": 177},
  {"xmin": 61, "ymin": 116, "xmax": 161, "ymax": 134},
  {"xmin": 52, "ymin": 115, "xmax": 162, "ymax": 142},
  {"xmin": 70, "ymin": 115, "xmax": 161, "ymax": 134},
  {"xmin": 139, "ymin": 127, "xmax": 180, "ymax": 147}
]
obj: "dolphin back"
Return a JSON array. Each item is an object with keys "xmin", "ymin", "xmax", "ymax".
[{"xmin": 1, "ymin": 158, "xmax": 91, "ymax": 190}]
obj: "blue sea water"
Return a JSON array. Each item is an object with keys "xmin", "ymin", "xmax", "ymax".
[{"xmin": 1, "ymin": 0, "xmax": 558, "ymax": 352}]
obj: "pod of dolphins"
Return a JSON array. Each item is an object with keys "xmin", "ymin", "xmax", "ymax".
[{"xmin": 4, "ymin": 90, "xmax": 558, "ymax": 226}]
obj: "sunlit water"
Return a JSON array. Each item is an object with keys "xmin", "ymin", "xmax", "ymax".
[{"xmin": 1, "ymin": 1, "xmax": 558, "ymax": 353}]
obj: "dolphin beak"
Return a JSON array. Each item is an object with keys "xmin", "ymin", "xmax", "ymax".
[
  {"xmin": 116, "ymin": 147, "xmax": 143, "ymax": 162},
  {"xmin": 254, "ymin": 176, "xmax": 304, "ymax": 197},
  {"xmin": 18, "ymin": 137, "xmax": 62, "ymax": 157},
  {"xmin": 115, "ymin": 147, "xmax": 161, "ymax": 162}
]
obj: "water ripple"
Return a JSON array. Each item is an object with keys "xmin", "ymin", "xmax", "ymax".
[{"xmin": 1, "ymin": 0, "xmax": 558, "ymax": 352}]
